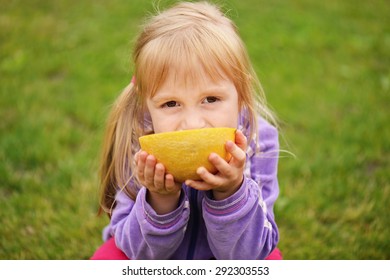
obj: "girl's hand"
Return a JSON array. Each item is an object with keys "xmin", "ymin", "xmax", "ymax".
[
  {"xmin": 135, "ymin": 151, "xmax": 182, "ymax": 214},
  {"xmin": 185, "ymin": 130, "xmax": 247, "ymax": 200}
]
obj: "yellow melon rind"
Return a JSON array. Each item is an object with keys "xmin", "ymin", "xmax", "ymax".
[{"xmin": 139, "ymin": 127, "xmax": 236, "ymax": 182}]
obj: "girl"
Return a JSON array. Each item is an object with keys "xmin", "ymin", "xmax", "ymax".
[{"xmin": 92, "ymin": 1, "xmax": 282, "ymax": 260}]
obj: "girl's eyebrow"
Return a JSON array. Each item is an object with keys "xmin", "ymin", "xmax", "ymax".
[{"xmin": 149, "ymin": 93, "xmax": 177, "ymax": 104}]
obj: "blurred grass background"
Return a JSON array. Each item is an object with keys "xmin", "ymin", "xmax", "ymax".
[{"xmin": 0, "ymin": 0, "xmax": 389, "ymax": 259}]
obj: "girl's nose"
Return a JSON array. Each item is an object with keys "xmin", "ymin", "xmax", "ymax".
[{"xmin": 180, "ymin": 110, "xmax": 206, "ymax": 130}]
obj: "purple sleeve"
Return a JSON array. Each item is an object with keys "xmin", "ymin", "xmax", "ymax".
[
  {"xmin": 202, "ymin": 118, "xmax": 280, "ymax": 259},
  {"xmin": 105, "ymin": 187, "xmax": 190, "ymax": 259}
]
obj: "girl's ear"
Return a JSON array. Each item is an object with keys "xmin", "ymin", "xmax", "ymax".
[{"xmin": 131, "ymin": 75, "xmax": 136, "ymax": 85}]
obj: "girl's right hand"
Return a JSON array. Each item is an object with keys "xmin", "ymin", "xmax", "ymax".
[{"xmin": 135, "ymin": 150, "xmax": 182, "ymax": 214}]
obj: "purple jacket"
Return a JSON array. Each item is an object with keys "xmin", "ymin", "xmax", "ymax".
[{"xmin": 102, "ymin": 116, "xmax": 280, "ymax": 259}]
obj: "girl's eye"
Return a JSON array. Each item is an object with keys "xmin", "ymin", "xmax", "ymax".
[
  {"xmin": 163, "ymin": 101, "xmax": 178, "ymax": 108},
  {"xmin": 203, "ymin": 96, "xmax": 219, "ymax": 104}
]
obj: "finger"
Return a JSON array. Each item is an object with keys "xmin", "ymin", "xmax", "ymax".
[
  {"xmin": 185, "ymin": 178, "xmax": 213, "ymax": 191},
  {"xmin": 154, "ymin": 163, "xmax": 165, "ymax": 189},
  {"xmin": 136, "ymin": 151, "xmax": 148, "ymax": 181},
  {"xmin": 235, "ymin": 130, "xmax": 247, "ymax": 151},
  {"xmin": 208, "ymin": 152, "xmax": 232, "ymax": 177},
  {"xmin": 225, "ymin": 140, "xmax": 246, "ymax": 167},
  {"xmin": 144, "ymin": 155, "xmax": 157, "ymax": 186},
  {"xmin": 196, "ymin": 166, "xmax": 224, "ymax": 187},
  {"xmin": 165, "ymin": 174, "xmax": 178, "ymax": 192},
  {"xmin": 134, "ymin": 151, "xmax": 140, "ymax": 163}
]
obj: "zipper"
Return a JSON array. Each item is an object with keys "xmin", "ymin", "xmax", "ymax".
[{"xmin": 186, "ymin": 188, "xmax": 199, "ymax": 260}]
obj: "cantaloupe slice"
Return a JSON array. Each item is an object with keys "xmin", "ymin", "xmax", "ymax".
[{"xmin": 139, "ymin": 127, "xmax": 236, "ymax": 182}]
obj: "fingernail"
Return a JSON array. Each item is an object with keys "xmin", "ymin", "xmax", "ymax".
[
  {"xmin": 197, "ymin": 167, "xmax": 205, "ymax": 175},
  {"xmin": 209, "ymin": 153, "xmax": 217, "ymax": 160}
]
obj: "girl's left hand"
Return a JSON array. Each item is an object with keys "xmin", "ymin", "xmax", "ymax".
[{"xmin": 185, "ymin": 130, "xmax": 247, "ymax": 200}]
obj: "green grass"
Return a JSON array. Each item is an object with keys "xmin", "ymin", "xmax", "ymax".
[{"xmin": 1, "ymin": 0, "xmax": 389, "ymax": 259}]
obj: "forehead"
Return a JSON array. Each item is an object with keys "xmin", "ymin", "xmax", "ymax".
[
  {"xmin": 165, "ymin": 58, "xmax": 228, "ymax": 89},
  {"xmin": 145, "ymin": 54, "xmax": 232, "ymax": 100},
  {"xmin": 153, "ymin": 75, "xmax": 236, "ymax": 103}
]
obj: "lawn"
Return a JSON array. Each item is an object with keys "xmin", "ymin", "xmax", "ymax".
[{"xmin": 0, "ymin": 0, "xmax": 389, "ymax": 259}]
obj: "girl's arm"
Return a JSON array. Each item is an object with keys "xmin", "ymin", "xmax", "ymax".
[
  {"xmin": 202, "ymin": 118, "xmax": 280, "ymax": 259},
  {"xmin": 105, "ymin": 186, "xmax": 190, "ymax": 259}
]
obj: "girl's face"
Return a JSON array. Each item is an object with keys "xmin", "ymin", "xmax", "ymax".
[{"xmin": 146, "ymin": 66, "xmax": 240, "ymax": 133}]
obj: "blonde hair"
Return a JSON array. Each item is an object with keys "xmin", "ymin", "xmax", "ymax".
[{"xmin": 98, "ymin": 1, "xmax": 277, "ymax": 216}]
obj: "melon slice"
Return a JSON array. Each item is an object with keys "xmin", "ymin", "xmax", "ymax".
[{"xmin": 139, "ymin": 127, "xmax": 235, "ymax": 182}]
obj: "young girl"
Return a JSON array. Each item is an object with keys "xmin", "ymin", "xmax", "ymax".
[{"xmin": 91, "ymin": 1, "xmax": 282, "ymax": 260}]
